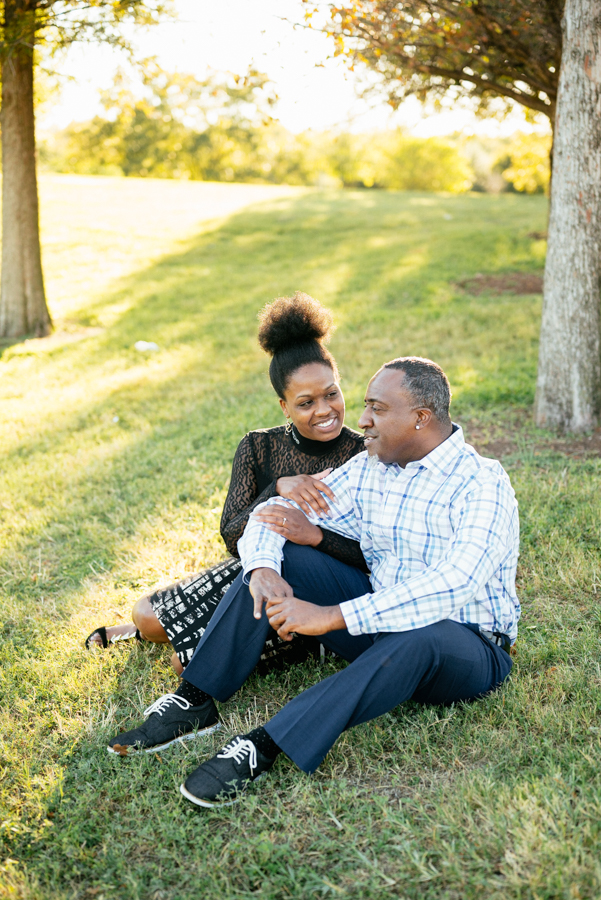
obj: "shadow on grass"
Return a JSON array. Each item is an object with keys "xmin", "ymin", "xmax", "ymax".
[
  {"xmin": 0, "ymin": 189, "xmax": 547, "ymax": 614},
  {"xmin": 6, "ymin": 189, "xmax": 601, "ymax": 900}
]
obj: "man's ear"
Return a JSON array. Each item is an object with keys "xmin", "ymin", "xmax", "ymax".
[{"xmin": 416, "ymin": 408, "xmax": 432, "ymax": 429}]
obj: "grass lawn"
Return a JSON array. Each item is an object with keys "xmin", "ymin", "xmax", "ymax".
[{"xmin": 2, "ymin": 175, "xmax": 601, "ymax": 899}]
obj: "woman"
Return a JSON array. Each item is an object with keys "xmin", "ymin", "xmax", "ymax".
[{"xmin": 86, "ymin": 292, "xmax": 366, "ymax": 673}]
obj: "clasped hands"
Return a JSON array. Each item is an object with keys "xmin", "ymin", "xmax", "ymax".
[{"xmin": 249, "ymin": 568, "xmax": 345, "ymax": 641}]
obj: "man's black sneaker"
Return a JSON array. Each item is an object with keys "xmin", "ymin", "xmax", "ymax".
[
  {"xmin": 107, "ymin": 693, "xmax": 220, "ymax": 756},
  {"xmin": 179, "ymin": 735, "xmax": 274, "ymax": 807}
]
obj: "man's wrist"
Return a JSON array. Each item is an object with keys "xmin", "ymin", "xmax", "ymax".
[
  {"xmin": 323, "ymin": 604, "xmax": 345, "ymax": 632},
  {"xmin": 250, "ymin": 566, "xmax": 276, "ymax": 580},
  {"xmin": 244, "ymin": 560, "xmax": 280, "ymax": 584}
]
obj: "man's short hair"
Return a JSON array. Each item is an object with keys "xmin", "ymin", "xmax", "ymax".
[{"xmin": 383, "ymin": 357, "xmax": 452, "ymax": 425}]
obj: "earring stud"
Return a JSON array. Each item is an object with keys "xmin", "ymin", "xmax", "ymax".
[{"xmin": 415, "ymin": 425, "xmax": 420, "ymax": 430}]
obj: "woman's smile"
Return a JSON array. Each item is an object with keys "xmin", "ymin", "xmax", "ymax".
[{"xmin": 312, "ymin": 415, "xmax": 339, "ymax": 433}]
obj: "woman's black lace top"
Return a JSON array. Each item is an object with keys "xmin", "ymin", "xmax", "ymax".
[{"xmin": 220, "ymin": 424, "xmax": 368, "ymax": 571}]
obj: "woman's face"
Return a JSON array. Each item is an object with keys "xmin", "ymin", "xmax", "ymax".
[{"xmin": 280, "ymin": 362, "xmax": 345, "ymax": 442}]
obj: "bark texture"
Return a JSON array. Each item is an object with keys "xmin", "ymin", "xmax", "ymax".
[
  {"xmin": 535, "ymin": 0, "xmax": 601, "ymax": 432},
  {"xmin": 1, "ymin": 1, "xmax": 51, "ymax": 338}
]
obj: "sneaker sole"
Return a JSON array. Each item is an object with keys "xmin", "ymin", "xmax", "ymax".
[
  {"xmin": 179, "ymin": 782, "xmax": 239, "ymax": 808},
  {"xmin": 107, "ymin": 722, "xmax": 222, "ymax": 756},
  {"xmin": 179, "ymin": 772, "xmax": 267, "ymax": 808}
]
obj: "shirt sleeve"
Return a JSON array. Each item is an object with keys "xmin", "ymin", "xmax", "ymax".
[
  {"xmin": 220, "ymin": 434, "xmax": 282, "ymax": 557},
  {"xmin": 341, "ymin": 475, "xmax": 518, "ymax": 636},
  {"xmin": 237, "ymin": 459, "xmax": 362, "ymax": 577}
]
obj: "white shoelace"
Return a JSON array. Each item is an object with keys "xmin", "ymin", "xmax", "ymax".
[
  {"xmin": 217, "ymin": 737, "xmax": 257, "ymax": 776},
  {"xmin": 143, "ymin": 693, "xmax": 191, "ymax": 717}
]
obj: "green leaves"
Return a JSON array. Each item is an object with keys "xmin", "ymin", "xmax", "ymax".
[{"xmin": 323, "ymin": 0, "xmax": 562, "ymax": 122}]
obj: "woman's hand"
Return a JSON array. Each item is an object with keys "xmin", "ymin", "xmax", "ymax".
[
  {"xmin": 253, "ymin": 504, "xmax": 323, "ymax": 547},
  {"xmin": 275, "ymin": 469, "xmax": 335, "ymax": 517}
]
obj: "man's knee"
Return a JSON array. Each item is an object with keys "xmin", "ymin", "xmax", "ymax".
[
  {"xmin": 281, "ymin": 542, "xmax": 318, "ymax": 566},
  {"xmin": 284, "ymin": 543, "xmax": 372, "ymax": 605},
  {"xmin": 280, "ymin": 543, "xmax": 324, "ymax": 587}
]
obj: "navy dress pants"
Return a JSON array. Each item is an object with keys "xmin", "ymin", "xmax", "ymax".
[{"xmin": 184, "ymin": 544, "xmax": 512, "ymax": 773}]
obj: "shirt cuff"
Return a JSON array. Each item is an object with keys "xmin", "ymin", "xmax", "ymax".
[
  {"xmin": 242, "ymin": 556, "xmax": 282, "ymax": 585},
  {"xmin": 339, "ymin": 594, "xmax": 373, "ymax": 636}
]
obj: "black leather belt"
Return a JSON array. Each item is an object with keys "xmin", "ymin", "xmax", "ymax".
[{"xmin": 480, "ymin": 628, "xmax": 511, "ymax": 655}]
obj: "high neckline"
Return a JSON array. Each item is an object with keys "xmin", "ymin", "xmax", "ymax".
[{"xmin": 288, "ymin": 423, "xmax": 345, "ymax": 456}]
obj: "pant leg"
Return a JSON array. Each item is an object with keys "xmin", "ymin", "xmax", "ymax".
[
  {"xmin": 280, "ymin": 543, "xmax": 373, "ymax": 661},
  {"xmin": 182, "ymin": 569, "xmax": 272, "ymax": 700},
  {"xmin": 265, "ymin": 620, "xmax": 512, "ymax": 773},
  {"xmin": 183, "ymin": 544, "xmax": 374, "ymax": 701}
]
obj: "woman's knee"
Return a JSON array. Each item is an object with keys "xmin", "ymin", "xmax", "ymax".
[{"xmin": 132, "ymin": 595, "xmax": 168, "ymax": 643}]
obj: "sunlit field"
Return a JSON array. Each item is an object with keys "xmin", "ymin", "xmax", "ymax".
[{"xmin": 2, "ymin": 175, "xmax": 601, "ymax": 899}]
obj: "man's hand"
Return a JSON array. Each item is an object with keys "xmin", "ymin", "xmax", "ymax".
[
  {"xmin": 265, "ymin": 596, "xmax": 346, "ymax": 641},
  {"xmin": 249, "ymin": 568, "xmax": 293, "ymax": 620},
  {"xmin": 253, "ymin": 503, "xmax": 323, "ymax": 547}
]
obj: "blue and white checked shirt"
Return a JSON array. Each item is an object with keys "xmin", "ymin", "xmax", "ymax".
[{"xmin": 238, "ymin": 426, "xmax": 520, "ymax": 642}]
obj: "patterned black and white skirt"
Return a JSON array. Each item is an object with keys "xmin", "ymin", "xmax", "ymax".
[{"xmin": 148, "ymin": 556, "xmax": 319, "ymax": 669}]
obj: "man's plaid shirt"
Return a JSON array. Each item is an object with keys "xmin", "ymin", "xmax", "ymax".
[{"xmin": 238, "ymin": 426, "xmax": 520, "ymax": 642}]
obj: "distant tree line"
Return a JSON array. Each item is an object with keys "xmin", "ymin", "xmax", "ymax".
[{"xmin": 40, "ymin": 65, "xmax": 550, "ymax": 194}]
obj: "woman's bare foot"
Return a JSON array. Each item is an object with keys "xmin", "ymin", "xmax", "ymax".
[
  {"xmin": 86, "ymin": 595, "xmax": 169, "ymax": 651},
  {"xmin": 87, "ymin": 623, "xmax": 140, "ymax": 647}
]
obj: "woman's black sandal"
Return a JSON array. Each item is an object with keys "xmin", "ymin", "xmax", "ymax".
[{"xmin": 85, "ymin": 626, "xmax": 143, "ymax": 649}]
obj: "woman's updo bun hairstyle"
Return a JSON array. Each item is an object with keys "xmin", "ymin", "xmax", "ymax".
[{"xmin": 257, "ymin": 291, "xmax": 339, "ymax": 399}]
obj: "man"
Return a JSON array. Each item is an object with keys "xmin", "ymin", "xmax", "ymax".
[{"xmin": 109, "ymin": 357, "xmax": 520, "ymax": 808}]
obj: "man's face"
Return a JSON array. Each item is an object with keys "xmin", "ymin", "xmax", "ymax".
[{"xmin": 358, "ymin": 369, "xmax": 425, "ymax": 466}]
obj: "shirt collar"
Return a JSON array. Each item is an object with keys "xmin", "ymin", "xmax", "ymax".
[{"xmin": 404, "ymin": 424, "xmax": 465, "ymax": 475}]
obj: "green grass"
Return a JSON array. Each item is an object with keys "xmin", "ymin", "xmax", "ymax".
[{"xmin": 2, "ymin": 175, "xmax": 600, "ymax": 899}]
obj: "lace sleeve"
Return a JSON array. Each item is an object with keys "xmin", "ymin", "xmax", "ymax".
[
  {"xmin": 220, "ymin": 435, "xmax": 281, "ymax": 557},
  {"xmin": 317, "ymin": 528, "xmax": 370, "ymax": 573}
]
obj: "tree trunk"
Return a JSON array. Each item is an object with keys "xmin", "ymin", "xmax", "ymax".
[
  {"xmin": 534, "ymin": 0, "xmax": 601, "ymax": 432},
  {"xmin": 547, "ymin": 106, "xmax": 554, "ymax": 198},
  {"xmin": 1, "ymin": 1, "xmax": 52, "ymax": 338}
]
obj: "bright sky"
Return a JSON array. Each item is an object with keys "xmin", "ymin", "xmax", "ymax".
[{"xmin": 39, "ymin": 0, "xmax": 547, "ymax": 138}]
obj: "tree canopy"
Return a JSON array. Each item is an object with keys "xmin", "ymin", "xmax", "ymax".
[
  {"xmin": 0, "ymin": 1, "xmax": 172, "ymax": 55},
  {"xmin": 312, "ymin": 1, "xmax": 562, "ymax": 126}
]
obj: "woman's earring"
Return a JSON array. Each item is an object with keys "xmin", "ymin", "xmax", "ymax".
[
  {"xmin": 415, "ymin": 425, "xmax": 420, "ymax": 430},
  {"xmin": 285, "ymin": 416, "xmax": 293, "ymax": 434}
]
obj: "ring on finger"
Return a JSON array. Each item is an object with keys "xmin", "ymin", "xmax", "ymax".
[{"xmin": 282, "ymin": 517, "xmax": 287, "ymax": 525}]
